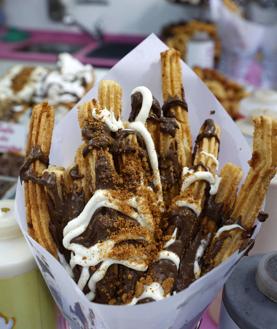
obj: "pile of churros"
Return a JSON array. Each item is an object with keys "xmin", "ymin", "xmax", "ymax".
[
  {"xmin": 20, "ymin": 49, "xmax": 277, "ymax": 305},
  {"xmin": 194, "ymin": 66, "xmax": 248, "ymax": 119}
]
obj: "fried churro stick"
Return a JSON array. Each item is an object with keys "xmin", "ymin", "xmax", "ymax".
[
  {"xmin": 175, "ymin": 119, "xmax": 221, "ymax": 216},
  {"xmin": 233, "ymin": 117, "xmax": 277, "ymax": 228},
  {"xmin": 98, "ymin": 80, "xmax": 122, "ymax": 119},
  {"xmin": 201, "ymin": 163, "xmax": 243, "ymax": 233},
  {"xmin": 173, "ymin": 120, "xmax": 221, "ymax": 289},
  {"xmin": 74, "ymin": 144, "xmax": 92, "ymax": 201},
  {"xmin": 161, "ymin": 49, "xmax": 192, "ymax": 166},
  {"xmin": 160, "ymin": 49, "xmax": 192, "ymax": 205},
  {"xmin": 42, "ymin": 165, "xmax": 75, "ymax": 253},
  {"xmin": 23, "ymin": 103, "xmax": 56, "ymax": 255},
  {"xmin": 78, "ymin": 100, "xmax": 99, "ymax": 198},
  {"xmin": 206, "ymin": 116, "xmax": 277, "ymax": 268}
]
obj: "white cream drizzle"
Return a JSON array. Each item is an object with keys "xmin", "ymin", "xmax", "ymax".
[
  {"xmin": 127, "ymin": 121, "xmax": 163, "ymax": 202},
  {"xmin": 159, "ymin": 250, "xmax": 180, "ymax": 269},
  {"xmin": 175, "ymin": 200, "xmax": 201, "ymax": 216},
  {"xmin": 129, "ymin": 282, "xmax": 169, "ymax": 305},
  {"xmin": 90, "ymin": 85, "xmax": 163, "ymax": 206},
  {"xmin": 92, "ymin": 107, "xmax": 124, "ymax": 132},
  {"xmin": 193, "ymin": 237, "xmax": 210, "ymax": 279},
  {"xmin": 63, "ymin": 189, "xmax": 153, "ymax": 242},
  {"xmin": 131, "ymin": 86, "xmax": 153, "ymax": 124},
  {"xmin": 181, "ymin": 167, "xmax": 221, "ymax": 195},
  {"xmin": 62, "ymin": 86, "xmax": 166, "ymax": 302},
  {"xmin": 200, "ymin": 151, "xmax": 219, "ymax": 170},
  {"xmin": 63, "ymin": 189, "xmax": 152, "ymax": 300},
  {"xmin": 164, "ymin": 228, "xmax": 178, "ymax": 248},
  {"xmin": 127, "ymin": 196, "xmax": 154, "ymax": 231},
  {"xmin": 215, "ymin": 224, "xmax": 245, "ymax": 239},
  {"xmin": 86, "ymin": 258, "xmax": 147, "ymax": 301},
  {"xmin": 78, "ymin": 266, "xmax": 90, "ymax": 290}
]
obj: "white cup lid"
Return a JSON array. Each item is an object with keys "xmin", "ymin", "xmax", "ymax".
[{"xmin": 0, "ymin": 199, "xmax": 22, "ymax": 240}]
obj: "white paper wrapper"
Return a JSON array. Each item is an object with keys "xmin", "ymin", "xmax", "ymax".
[{"xmin": 15, "ymin": 34, "xmax": 253, "ymax": 329}]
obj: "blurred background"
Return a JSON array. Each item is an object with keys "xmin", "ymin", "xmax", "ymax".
[{"xmin": 0, "ymin": 1, "xmax": 276, "ymax": 328}]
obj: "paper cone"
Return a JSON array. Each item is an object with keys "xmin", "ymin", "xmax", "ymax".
[{"xmin": 15, "ymin": 34, "xmax": 253, "ymax": 329}]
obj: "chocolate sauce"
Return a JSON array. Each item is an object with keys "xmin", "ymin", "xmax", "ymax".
[
  {"xmin": 194, "ymin": 119, "xmax": 220, "ymax": 145},
  {"xmin": 203, "ymin": 195, "xmax": 226, "ymax": 228},
  {"xmin": 95, "ymin": 154, "xmax": 117, "ymax": 189},
  {"xmin": 162, "ymin": 96, "xmax": 188, "ymax": 118},
  {"xmin": 69, "ymin": 165, "xmax": 84, "ymax": 180},
  {"xmin": 175, "ymin": 231, "xmax": 204, "ymax": 291},
  {"xmin": 193, "ymin": 119, "xmax": 220, "ymax": 162},
  {"xmin": 129, "ymin": 92, "xmax": 162, "ymax": 122},
  {"xmin": 72, "ymin": 208, "xmax": 139, "ymax": 248},
  {"xmin": 257, "ymin": 211, "xmax": 268, "ymax": 223},
  {"xmin": 42, "ymin": 171, "xmax": 86, "ymax": 256},
  {"xmin": 20, "ymin": 145, "xmax": 49, "ymax": 182},
  {"xmin": 159, "ymin": 117, "xmax": 179, "ymax": 137},
  {"xmin": 82, "ymin": 124, "xmax": 114, "ymax": 156}
]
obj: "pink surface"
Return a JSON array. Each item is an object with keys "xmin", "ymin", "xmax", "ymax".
[
  {"xmin": 0, "ymin": 28, "xmax": 145, "ymax": 67},
  {"xmin": 200, "ymin": 312, "xmax": 218, "ymax": 329}
]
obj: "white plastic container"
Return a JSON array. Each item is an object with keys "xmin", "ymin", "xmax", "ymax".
[
  {"xmin": 0, "ymin": 200, "xmax": 57, "ymax": 329},
  {"xmin": 186, "ymin": 32, "xmax": 215, "ymax": 68}
]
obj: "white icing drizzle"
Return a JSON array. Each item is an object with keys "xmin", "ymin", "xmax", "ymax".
[
  {"xmin": 200, "ymin": 151, "xmax": 219, "ymax": 170},
  {"xmin": 215, "ymin": 224, "xmax": 245, "ymax": 239},
  {"xmin": 127, "ymin": 121, "xmax": 163, "ymax": 202},
  {"xmin": 159, "ymin": 250, "xmax": 180, "ymax": 269},
  {"xmin": 131, "ymin": 86, "xmax": 153, "ymax": 124},
  {"xmin": 181, "ymin": 167, "xmax": 221, "ymax": 195},
  {"xmin": 127, "ymin": 196, "xmax": 154, "ymax": 231},
  {"xmin": 78, "ymin": 266, "xmax": 90, "ymax": 290},
  {"xmin": 92, "ymin": 107, "xmax": 124, "ymax": 132},
  {"xmin": 63, "ymin": 190, "xmax": 153, "ymax": 242},
  {"xmin": 90, "ymin": 85, "xmax": 163, "ymax": 206},
  {"xmin": 86, "ymin": 258, "xmax": 147, "ymax": 301},
  {"xmin": 62, "ymin": 86, "xmax": 166, "ymax": 301},
  {"xmin": 129, "ymin": 282, "xmax": 169, "ymax": 305},
  {"xmin": 175, "ymin": 200, "xmax": 201, "ymax": 216},
  {"xmin": 164, "ymin": 228, "xmax": 177, "ymax": 248},
  {"xmin": 63, "ymin": 189, "xmax": 151, "ymax": 300},
  {"xmin": 193, "ymin": 237, "xmax": 210, "ymax": 279}
]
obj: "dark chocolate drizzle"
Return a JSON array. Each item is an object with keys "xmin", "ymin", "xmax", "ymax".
[
  {"xmin": 159, "ymin": 117, "xmax": 179, "ymax": 137},
  {"xmin": 129, "ymin": 92, "xmax": 162, "ymax": 122},
  {"xmin": 257, "ymin": 211, "xmax": 268, "ymax": 222},
  {"xmin": 82, "ymin": 123, "xmax": 114, "ymax": 156},
  {"xmin": 193, "ymin": 119, "xmax": 220, "ymax": 162},
  {"xmin": 162, "ymin": 96, "xmax": 188, "ymax": 118},
  {"xmin": 195, "ymin": 119, "xmax": 220, "ymax": 145},
  {"xmin": 69, "ymin": 165, "xmax": 84, "ymax": 180},
  {"xmin": 19, "ymin": 145, "xmax": 49, "ymax": 183}
]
